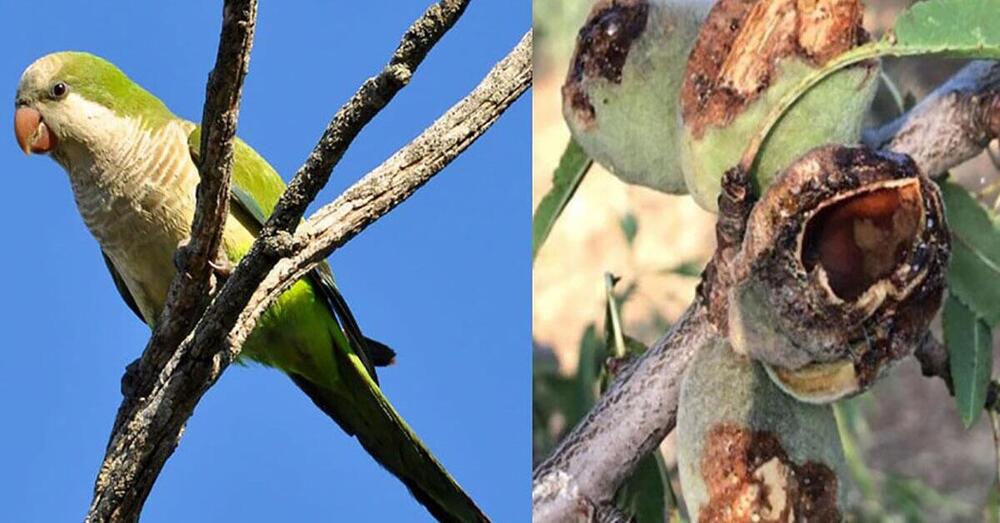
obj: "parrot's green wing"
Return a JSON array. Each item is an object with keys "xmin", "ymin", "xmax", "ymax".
[
  {"xmin": 197, "ymin": 130, "xmax": 387, "ymax": 379},
  {"xmin": 98, "ymin": 153, "xmax": 392, "ymax": 374},
  {"xmin": 101, "ymin": 251, "xmax": 143, "ymax": 320},
  {"xmin": 187, "ymin": 126, "xmax": 488, "ymax": 523}
]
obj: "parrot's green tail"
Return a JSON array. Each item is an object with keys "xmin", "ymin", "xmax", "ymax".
[{"xmin": 289, "ymin": 363, "xmax": 488, "ymax": 523}]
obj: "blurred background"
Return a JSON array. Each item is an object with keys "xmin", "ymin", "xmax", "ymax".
[{"xmin": 533, "ymin": 0, "xmax": 1000, "ymax": 520}]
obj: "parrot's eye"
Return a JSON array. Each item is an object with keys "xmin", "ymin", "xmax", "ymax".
[{"xmin": 50, "ymin": 82, "xmax": 68, "ymax": 99}]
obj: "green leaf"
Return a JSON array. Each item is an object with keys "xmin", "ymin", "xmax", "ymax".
[
  {"xmin": 620, "ymin": 213, "xmax": 639, "ymax": 246},
  {"xmin": 892, "ymin": 0, "xmax": 1000, "ymax": 58},
  {"xmin": 576, "ymin": 324, "xmax": 605, "ymax": 415},
  {"xmin": 661, "ymin": 260, "xmax": 703, "ymax": 278},
  {"xmin": 624, "ymin": 335, "xmax": 648, "ymax": 356},
  {"xmin": 833, "ymin": 402, "xmax": 877, "ymax": 501},
  {"xmin": 614, "ymin": 453, "xmax": 671, "ymax": 523},
  {"xmin": 603, "ymin": 273, "xmax": 628, "ymax": 359},
  {"xmin": 532, "ymin": 140, "xmax": 593, "ymax": 261},
  {"xmin": 943, "ymin": 295, "xmax": 993, "ymax": 428},
  {"xmin": 940, "ymin": 181, "xmax": 1000, "ymax": 325}
]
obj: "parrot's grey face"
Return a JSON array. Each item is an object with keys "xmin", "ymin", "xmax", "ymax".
[{"xmin": 14, "ymin": 53, "xmax": 128, "ymax": 168}]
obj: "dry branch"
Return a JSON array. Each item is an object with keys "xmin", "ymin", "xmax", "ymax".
[
  {"xmin": 533, "ymin": 304, "xmax": 714, "ymax": 522},
  {"xmin": 231, "ymin": 31, "xmax": 533, "ymax": 350},
  {"xmin": 531, "ymin": 59, "xmax": 1000, "ymax": 521},
  {"xmin": 91, "ymin": 1, "xmax": 257, "ymax": 519},
  {"xmin": 266, "ymin": 0, "xmax": 470, "ymax": 233},
  {"xmin": 115, "ymin": 0, "xmax": 257, "ymax": 418},
  {"xmin": 87, "ymin": 1, "xmax": 506, "ymax": 521}
]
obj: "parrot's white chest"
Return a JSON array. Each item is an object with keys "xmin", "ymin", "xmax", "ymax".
[{"xmin": 60, "ymin": 118, "xmax": 201, "ymax": 323}]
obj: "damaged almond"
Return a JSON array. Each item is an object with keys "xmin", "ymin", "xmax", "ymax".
[
  {"xmin": 562, "ymin": 0, "xmax": 712, "ymax": 193},
  {"xmin": 679, "ymin": 0, "xmax": 879, "ymax": 211},
  {"xmin": 727, "ymin": 145, "xmax": 950, "ymax": 403},
  {"xmin": 677, "ymin": 339, "xmax": 848, "ymax": 522}
]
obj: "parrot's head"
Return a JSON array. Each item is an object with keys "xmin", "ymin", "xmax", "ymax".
[{"xmin": 14, "ymin": 51, "xmax": 172, "ymax": 168}]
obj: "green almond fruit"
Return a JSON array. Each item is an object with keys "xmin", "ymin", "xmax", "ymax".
[
  {"xmin": 562, "ymin": 0, "xmax": 712, "ymax": 193},
  {"xmin": 677, "ymin": 339, "xmax": 849, "ymax": 521},
  {"xmin": 679, "ymin": 0, "xmax": 880, "ymax": 211}
]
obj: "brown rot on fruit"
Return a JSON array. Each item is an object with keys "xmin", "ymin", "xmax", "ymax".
[{"xmin": 727, "ymin": 145, "xmax": 950, "ymax": 403}]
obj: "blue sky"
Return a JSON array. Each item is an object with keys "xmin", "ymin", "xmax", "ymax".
[{"xmin": 0, "ymin": 1, "xmax": 529, "ymax": 521}]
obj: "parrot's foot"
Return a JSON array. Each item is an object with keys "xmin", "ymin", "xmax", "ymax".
[{"xmin": 174, "ymin": 238, "xmax": 234, "ymax": 290}]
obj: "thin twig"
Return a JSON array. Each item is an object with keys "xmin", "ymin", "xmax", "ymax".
[
  {"xmin": 265, "ymin": 0, "xmax": 470, "ymax": 234},
  {"xmin": 114, "ymin": 0, "xmax": 257, "ymax": 426},
  {"xmin": 991, "ymin": 412, "xmax": 1000, "ymax": 489}
]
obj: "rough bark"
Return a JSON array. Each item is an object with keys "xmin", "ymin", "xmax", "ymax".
[
  {"xmin": 864, "ymin": 60, "xmax": 1000, "ymax": 178},
  {"xmin": 533, "ymin": 304, "xmax": 715, "ymax": 522},
  {"xmin": 114, "ymin": 0, "xmax": 256, "ymax": 426},
  {"xmin": 93, "ymin": 1, "xmax": 257, "ymax": 518}
]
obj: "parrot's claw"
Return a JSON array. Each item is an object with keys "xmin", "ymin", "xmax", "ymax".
[
  {"xmin": 206, "ymin": 257, "xmax": 234, "ymax": 295},
  {"xmin": 208, "ymin": 257, "xmax": 234, "ymax": 279},
  {"xmin": 173, "ymin": 238, "xmax": 234, "ymax": 291}
]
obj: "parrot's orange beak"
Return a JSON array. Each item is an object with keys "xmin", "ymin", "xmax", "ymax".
[{"xmin": 14, "ymin": 106, "xmax": 55, "ymax": 155}]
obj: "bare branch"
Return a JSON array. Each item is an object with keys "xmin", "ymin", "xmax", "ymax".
[
  {"xmin": 266, "ymin": 0, "xmax": 470, "ymax": 233},
  {"xmin": 115, "ymin": 0, "xmax": 257, "ymax": 420},
  {"xmin": 87, "ymin": 11, "xmax": 525, "ymax": 521},
  {"xmin": 864, "ymin": 60, "xmax": 1000, "ymax": 177},
  {"xmin": 89, "ymin": 1, "xmax": 257, "ymax": 520},
  {"xmin": 230, "ymin": 31, "xmax": 533, "ymax": 350},
  {"xmin": 531, "ymin": 158, "xmax": 755, "ymax": 522},
  {"xmin": 532, "ymin": 304, "xmax": 715, "ymax": 522}
]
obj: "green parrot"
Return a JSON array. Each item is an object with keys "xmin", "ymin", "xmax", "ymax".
[{"xmin": 14, "ymin": 51, "xmax": 486, "ymax": 523}]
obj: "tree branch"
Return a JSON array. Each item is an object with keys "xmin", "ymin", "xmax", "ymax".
[
  {"xmin": 265, "ymin": 0, "xmax": 470, "ymax": 234},
  {"xmin": 91, "ymin": 1, "xmax": 257, "ymax": 520},
  {"xmin": 87, "ymin": 6, "xmax": 524, "ymax": 520},
  {"xmin": 116, "ymin": 0, "xmax": 257, "ymax": 412},
  {"xmin": 230, "ymin": 31, "xmax": 533, "ymax": 350},
  {"xmin": 531, "ymin": 60, "xmax": 1000, "ymax": 521},
  {"xmin": 864, "ymin": 60, "xmax": 1000, "ymax": 178},
  {"xmin": 533, "ymin": 304, "xmax": 715, "ymax": 522}
]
